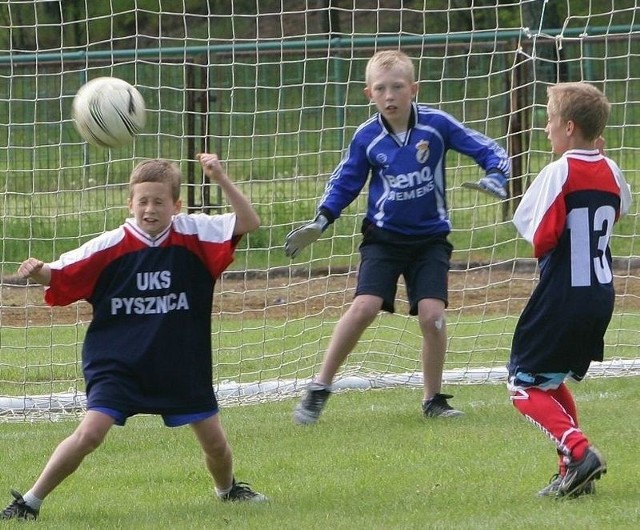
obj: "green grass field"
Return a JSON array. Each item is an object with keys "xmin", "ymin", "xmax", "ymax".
[
  {"xmin": 1, "ymin": 34, "xmax": 639, "ymax": 529},
  {"xmin": 0, "ymin": 378, "xmax": 638, "ymax": 529}
]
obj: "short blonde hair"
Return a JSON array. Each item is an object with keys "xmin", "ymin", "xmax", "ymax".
[
  {"xmin": 547, "ymin": 82, "xmax": 611, "ymax": 141},
  {"xmin": 365, "ymin": 49, "xmax": 415, "ymax": 86},
  {"xmin": 129, "ymin": 159, "xmax": 181, "ymax": 201}
]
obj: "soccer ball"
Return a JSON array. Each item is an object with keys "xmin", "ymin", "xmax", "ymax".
[{"xmin": 72, "ymin": 77, "xmax": 146, "ymax": 148}]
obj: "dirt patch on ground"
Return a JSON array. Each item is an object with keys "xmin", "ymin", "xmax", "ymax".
[{"xmin": 2, "ymin": 261, "xmax": 639, "ymax": 326}]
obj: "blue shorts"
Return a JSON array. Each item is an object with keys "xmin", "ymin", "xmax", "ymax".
[
  {"xmin": 357, "ymin": 222, "xmax": 452, "ymax": 315},
  {"xmin": 507, "ymin": 371, "xmax": 579, "ymax": 391},
  {"xmin": 90, "ymin": 407, "xmax": 218, "ymax": 427}
]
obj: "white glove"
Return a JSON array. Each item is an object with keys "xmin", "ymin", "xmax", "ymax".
[
  {"xmin": 284, "ymin": 214, "xmax": 330, "ymax": 258},
  {"xmin": 477, "ymin": 172, "xmax": 508, "ymax": 199}
]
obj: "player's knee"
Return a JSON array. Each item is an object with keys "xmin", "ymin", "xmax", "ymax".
[
  {"xmin": 510, "ymin": 387, "xmax": 545, "ymax": 416},
  {"xmin": 349, "ymin": 296, "xmax": 383, "ymax": 323},
  {"xmin": 419, "ymin": 312, "xmax": 446, "ymax": 334},
  {"xmin": 417, "ymin": 299, "xmax": 446, "ymax": 330},
  {"xmin": 71, "ymin": 428, "xmax": 106, "ymax": 453},
  {"xmin": 202, "ymin": 437, "xmax": 230, "ymax": 460}
]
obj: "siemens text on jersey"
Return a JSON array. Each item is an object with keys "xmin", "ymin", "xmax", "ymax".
[{"xmin": 386, "ymin": 165, "xmax": 435, "ymax": 200}]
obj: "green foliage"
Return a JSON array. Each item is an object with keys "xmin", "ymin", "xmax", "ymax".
[{"xmin": 3, "ymin": 1, "xmax": 623, "ymax": 52}]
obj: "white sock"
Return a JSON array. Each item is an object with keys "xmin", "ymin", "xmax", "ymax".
[
  {"xmin": 22, "ymin": 491, "xmax": 42, "ymax": 510},
  {"xmin": 215, "ymin": 485, "xmax": 232, "ymax": 498}
]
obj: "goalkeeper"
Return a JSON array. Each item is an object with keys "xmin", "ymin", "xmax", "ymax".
[{"xmin": 285, "ymin": 49, "xmax": 510, "ymax": 425}]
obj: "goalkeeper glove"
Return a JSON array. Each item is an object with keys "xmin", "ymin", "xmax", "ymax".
[
  {"xmin": 284, "ymin": 213, "xmax": 330, "ymax": 258},
  {"xmin": 476, "ymin": 170, "xmax": 508, "ymax": 199}
]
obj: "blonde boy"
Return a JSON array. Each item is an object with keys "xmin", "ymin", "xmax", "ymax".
[
  {"xmin": 286, "ymin": 49, "xmax": 510, "ymax": 424},
  {"xmin": 509, "ymin": 82, "xmax": 631, "ymax": 498}
]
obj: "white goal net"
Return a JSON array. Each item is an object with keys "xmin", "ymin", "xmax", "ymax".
[{"xmin": 1, "ymin": 1, "xmax": 639, "ymax": 420}]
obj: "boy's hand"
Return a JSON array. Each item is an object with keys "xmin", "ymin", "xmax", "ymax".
[
  {"xmin": 284, "ymin": 214, "xmax": 329, "ymax": 258},
  {"xmin": 478, "ymin": 171, "xmax": 508, "ymax": 199},
  {"xmin": 197, "ymin": 153, "xmax": 225, "ymax": 182},
  {"xmin": 462, "ymin": 170, "xmax": 508, "ymax": 199},
  {"xmin": 18, "ymin": 258, "xmax": 45, "ymax": 279}
]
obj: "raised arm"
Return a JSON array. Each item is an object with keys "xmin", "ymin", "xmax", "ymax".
[
  {"xmin": 197, "ymin": 153, "xmax": 261, "ymax": 235},
  {"xmin": 17, "ymin": 257, "xmax": 51, "ymax": 286}
]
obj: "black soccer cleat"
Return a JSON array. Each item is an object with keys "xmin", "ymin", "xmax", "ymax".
[
  {"xmin": 293, "ymin": 382, "xmax": 332, "ymax": 425},
  {"xmin": 537, "ymin": 473, "xmax": 595, "ymax": 498},
  {"xmin": 422, "ymin": 393, "xmax": 464, "ymax": 418},
  {"xmin": 219, "ymin": 479, "xmax": 267, "ymax": 502},
  {"xmin": 1, "ymin": 489, "xmax": 39, "ymax": 520},
  {"xmin": 558, "ymin": 446, "xmax": 606, "ymax": 498}
]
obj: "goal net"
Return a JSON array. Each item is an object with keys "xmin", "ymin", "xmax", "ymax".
[{"xmin": 1, "ymin": 1, "xmax": 639, "ymax": 420}]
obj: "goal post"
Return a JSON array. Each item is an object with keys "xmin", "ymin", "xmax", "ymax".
[{"xmin": 1, "ymin": 1, "xmax": 639, "ymax": 420}]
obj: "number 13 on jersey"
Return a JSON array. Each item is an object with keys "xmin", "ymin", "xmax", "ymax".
[{"xmin": 567, "ymin": 205, "xmax": 616, "ymax": 287}]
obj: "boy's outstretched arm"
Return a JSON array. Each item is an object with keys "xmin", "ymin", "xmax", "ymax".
[
  {"xmin": 18, "ymin": 257, "xmax": 51, "ymax": 286},
  {"xmin": 284, "ymin": 213, "xmax": 330, "ymax": 259},
  {"xmin": 197, "ymin": 153, "xmax": 261, "ymax": 235},
  {"xmin": 461, "ymin": 169, "xmax": 508, "ymax": 199}
]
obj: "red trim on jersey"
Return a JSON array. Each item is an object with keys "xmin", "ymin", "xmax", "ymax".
[
  {"xmin": 531, "ymin": 156, "xmax": 620, "ymax": 258},
  {"xmin": 45, "ymin": 213, "xmax": 238, "ymax": 307},
  {"xmin": 45, "ymin": 228, "xmax": 136, "ymax": 306}
]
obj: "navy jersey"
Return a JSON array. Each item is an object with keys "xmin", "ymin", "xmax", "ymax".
[
  {"xmin": 318, "ymin": 102, "xmax": 510, "ymax": 235},
  {"xmin": 509, "ymin": 149, "xmax": 631, "ymax": 378},
  {"xmin": 44, "ymin": 213, "xmax": 238, "ymax": 415}
]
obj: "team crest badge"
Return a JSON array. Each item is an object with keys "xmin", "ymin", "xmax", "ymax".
[{"xmin": 416, "ymin": 140, "xmax": 430, "ymax": 163}]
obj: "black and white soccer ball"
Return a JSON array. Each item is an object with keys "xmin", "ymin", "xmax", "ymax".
[{"xmin": 72, "ymin": 77, "xmax": 146, "ymax": 148}]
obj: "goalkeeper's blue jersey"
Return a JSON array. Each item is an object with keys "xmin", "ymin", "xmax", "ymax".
[
  {"xmin": 44, "ymin": 213, "xmax": 239, "ymax": 415},
  {"xmin": 318, "ymin": 102, "xmax": 510, "ymax": 236}
]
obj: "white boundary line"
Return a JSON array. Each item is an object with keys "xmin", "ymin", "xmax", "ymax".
[{"xmin": 1, "ymin": 359, "xmax": 638, "ymax": 418}]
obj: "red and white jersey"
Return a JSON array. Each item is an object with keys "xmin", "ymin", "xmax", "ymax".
[
  {"xmin": 513, "ymin": 148, "xmax": 631, "ymax": 259},
  {"xmin": 44, "ymin": 212, "xmax": 239, "ymax": 415},
  {"xmin": 45, "ymin": 213, "xmax": 237, "ymax": 306},
  {"xmin": 509, "ymin": 148, "xmax": 631, "ymax": 378}
]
